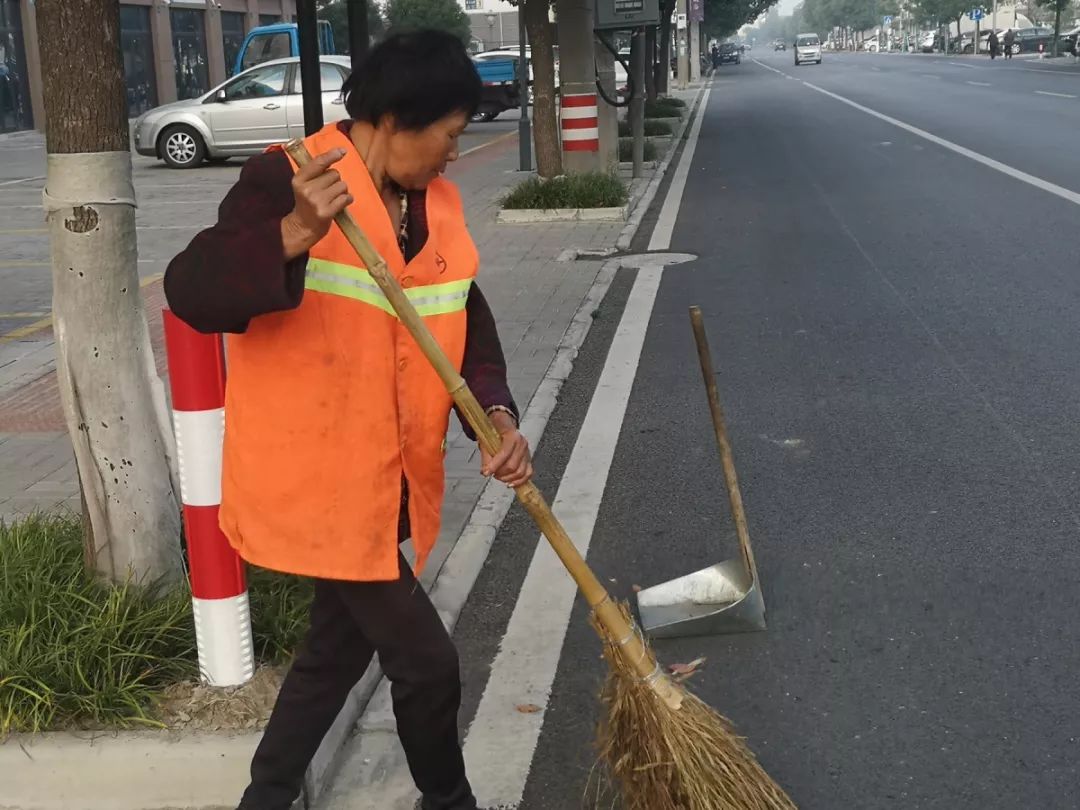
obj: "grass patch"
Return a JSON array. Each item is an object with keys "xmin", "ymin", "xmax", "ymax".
[
  {"xmin": 502, "ymin": 172, "xmax": 628, "ymax": 210},
  {"xmin": 0, "ymin": 513, "xmax": 311, "ymax": 733},
  {"xmin": 646, "ymin": 97, "xmax": 686, "ymax": 117},
  {"xmin": 645, "ymin": 102, "xmax": 683, "ymax": 119},
  {"xmin": 618, "ymin": 118, "xmax": 673, "ymax": 137},
  {"xmin": 618, "ymin": 138, "xmax": 658, "ymax": 162}
]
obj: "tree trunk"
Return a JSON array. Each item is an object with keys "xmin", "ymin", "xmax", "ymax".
[
  {"xmin": 36, "ymin": 0, "xmax": 183, "ymax": 585},
  {"xmin": 657, "ymin": 2, "xmax": 672, "ymax": 95},
  {"xmin": 1053, "ymin": 6, "xmax": 1062, "ymax": 57},
  {"xmin": 524, "ymin": 0, "xmax": 562, "ymax": 178}
]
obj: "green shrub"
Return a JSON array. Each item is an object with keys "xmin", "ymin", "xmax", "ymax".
[
  {"xmin": 645, "ymin": 98, "xmax": 685, "ymax": 119},
  {"xmin": 617, "ymin": 118, "xmax": 673, "ymax": 137},
  {"xmin": 618, "ymin": 138, "xmax": 658, "ymax": 162},
  {"xmin": 502, "ymin": 172, "xmax": 628, "ymax": 210},
  {"xmin": 0, "ymin": 513, "xmax": 311, "ymax": 732}
]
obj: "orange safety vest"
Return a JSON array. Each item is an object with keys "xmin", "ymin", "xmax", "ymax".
[{"xmin": 218, "ymin": 123, "xmax": 478, "ymax": 581}]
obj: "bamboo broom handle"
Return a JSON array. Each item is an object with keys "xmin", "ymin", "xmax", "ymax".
[
  {"xmin": 689, "ymin": 306, "xmax": 759, "ymax": 582},
  {"xmin": 284, "ymin": 140, "xmax": 682, "ymax": 710}
]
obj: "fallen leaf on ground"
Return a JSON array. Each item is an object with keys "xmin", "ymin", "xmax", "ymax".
[
  {"xmin": 632, "ymin": 584, "xmax": 642, "ymax": 592},
  {"xmin": 516, "ymin": 703, "xmax": 542, "ymax": 714},
  {"xmin": 668, "ymin": 657, "xmax": 707, "ymax": 681}
]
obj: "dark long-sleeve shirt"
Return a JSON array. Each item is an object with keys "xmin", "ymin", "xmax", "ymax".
[{"xmin": 164, "ymin": 144, "xmax": 519, "ymax": 435}]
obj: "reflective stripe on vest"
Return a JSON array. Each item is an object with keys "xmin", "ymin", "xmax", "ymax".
[{"xmin": 306, "ymin": 257, "xmax": 472, "ymax": 318}]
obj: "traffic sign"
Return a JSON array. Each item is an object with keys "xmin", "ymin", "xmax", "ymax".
[
  {"xmin": 883, "ymin": 15, "xmax": 893, "ymax": 25},
  {"xmin": 968, "ymin": 7, "xmax": 984, "ymax": 20}
]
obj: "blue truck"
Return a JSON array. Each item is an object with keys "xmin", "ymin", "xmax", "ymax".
[
  {"xmin": 234, "ymin": 21, "xmax": 336, "ymax": 76},
  {"xmin": 233, "ymin": 24, "xmax": 519, "ymax": 122},
  {"xmin": 471, "ymin": 57, "xmax": 521, "ymax": 122}
]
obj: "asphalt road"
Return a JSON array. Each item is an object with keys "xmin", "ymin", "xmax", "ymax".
[
  {"xmin": 451, "ymin": 53, "xmax": 1080, "ymax": 808},
  {"xmin": 0, "ymin": 117, "xmax": 516, "ymax": 340}
]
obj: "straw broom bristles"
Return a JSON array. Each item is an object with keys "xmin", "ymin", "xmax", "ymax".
[{"xmin": 592, "ymin": 604, "xmax": 796, "ymax": 810}]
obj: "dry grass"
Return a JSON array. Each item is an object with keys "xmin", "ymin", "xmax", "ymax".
[
  {"xmin": 154, "ymin": 664, "xmax": 285, "ymax": 731},
  {"xmin": 592, "ymin": 603, "xmax": 797, "ymax": 810}
]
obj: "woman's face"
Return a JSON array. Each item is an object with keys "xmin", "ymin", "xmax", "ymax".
[{"xmin": 386, "ymin": 111, "xmax": 469, "ymax": 190}]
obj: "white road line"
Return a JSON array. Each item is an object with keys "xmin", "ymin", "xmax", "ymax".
[
  {"xmin": 0, "ymin": 175, "xmax": 44, "ymax": 187},
  {"xmin": 1036, "ymin": 90, "xmax": 1078, "ymax": 98},
  {"xmin": 948, "ymin": 60, "xmax": 977, "ymax": 68},
  {"xmin": 460, "ymin": 85, "xmax": 710, "ymax": 809},
  {"xmin": 921, "ymin": 74, "xmax": 942, "ymax": 79},
  {"xmin": 1016, "ymin": 67, "xmax": 1080, "ymax": 75},
  {"xmin": 754, "ymin": 59, "xmax": 788, "ymax": 77},
  {"xmin": 966, "ymin": 80, "xmax": 992, "ymax": 86},
  {"xmin": 799, "ymin": 78, "xmax": 1080, "ymax": 207},
  {"xmin": 462, "ymin": 265, "xmax": 664, "ymax": 808},
  {"xmin": 649, "ymin": 87, "xmax": 710, "ymax": 251}
]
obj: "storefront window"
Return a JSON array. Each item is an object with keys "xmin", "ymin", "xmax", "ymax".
[
  {"xmin": 222, "ymin": 12, "xmax": 246, "ymax": 76},
  {"xmin": 120, "ymin": 5, "xmax": 157, "ymax": 116},
  {"xmin": 171, "ymin": 8, "xmax": 210, "ymax": 100},
  {"xmin": 0, "ymin": 0, "xmax": 32, "ymax": 133},
  {"xmin": 260, "ymin": 14, "xmax": 281, "ymax": 26}
]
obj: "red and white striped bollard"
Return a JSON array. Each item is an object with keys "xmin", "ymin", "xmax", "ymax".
[
  {"xmin": 560, "ymin": 93, "xmax": 600, "ymax": 153},
  {"xmin": 163, "ymin": 310, "xmax": 254, "ymax": 686}
]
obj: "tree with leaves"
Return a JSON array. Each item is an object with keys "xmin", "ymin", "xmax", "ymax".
[
  {"xmin": 385, "ymin": 0, "xmax": 471, "ymax": 44},
  {"xmin": 1036, "ymin": 0, "xmax": 1070, "ymax": 55},
  {"xmin": 317, "ymin": 0, "xmax": 386, "ymax": 51},
  {"xmin": 704, "ymin": 0, "xmax": 778, "ymax": 39},
  {"xmin": 35, "ymin": 0, "xmax": 182, "ymax": 585}
]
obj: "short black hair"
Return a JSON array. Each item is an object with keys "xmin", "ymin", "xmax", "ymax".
[{"xmin": 343, "ymin": 30, "xmax": 481, "ymax": 130}]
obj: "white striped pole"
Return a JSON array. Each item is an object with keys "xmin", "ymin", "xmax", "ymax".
[
  {"xmin": 560, "ymin": 93, "xmax": 600, "ymax": 154},
  {"xmin": 163, "ymin": 310, "xmax": 254, "ymax": 687}
]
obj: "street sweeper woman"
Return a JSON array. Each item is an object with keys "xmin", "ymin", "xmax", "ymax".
[{"xmin": 164, "ymin": 29, "xmax": 532, "ymax": 810}]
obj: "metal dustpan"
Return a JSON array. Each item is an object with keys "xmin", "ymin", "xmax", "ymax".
[{"xmin": 636, "ymin": 306, "xmax": 767, "ymax": 638}]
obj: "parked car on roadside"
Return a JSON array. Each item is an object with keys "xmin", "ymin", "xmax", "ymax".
[
  {"xmin": 133, "ymin": 56, "xmax": 351, "ymax": 169},
  {"xmin": 1008, "ymin": 26, "xmax": 1054, "ymax": 54},
  {"xmin": 718, "ymin": 41, "xmax": 741, "ymax": 65},
  {"xmin": 1059, "ymin": 25, "xmax": 1080, "ymax": 55}
]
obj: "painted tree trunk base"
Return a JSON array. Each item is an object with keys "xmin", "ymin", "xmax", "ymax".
[{"xmin": 45, "ymin": 151, "xmax": 183, "ymax": 585}]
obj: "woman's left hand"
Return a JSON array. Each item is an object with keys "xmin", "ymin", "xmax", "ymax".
[{"xmin": 480, "ymin": 411, "xmax": 533, "ymax": 488}]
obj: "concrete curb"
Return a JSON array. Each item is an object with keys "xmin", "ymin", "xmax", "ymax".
[
  {"xmin": 496, "ymin": 205, "xmax": 628, "ymax": 223},
  {"xmin": 0, "ymin": 730, "xmax": 256, "ymax": 810},
  {"xmin": 617, "ymin": 82, "xmax": 708, "ymax": 252}
]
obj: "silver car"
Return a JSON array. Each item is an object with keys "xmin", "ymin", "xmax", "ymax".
[{"xmin": 133, "ymin": 56, "xmax": 352, "ymax": 169}]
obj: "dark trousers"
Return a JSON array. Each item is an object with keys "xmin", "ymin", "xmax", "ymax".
[{"xmin": 237, "ymin": 553, "xmax": 476, "ymax": 810}]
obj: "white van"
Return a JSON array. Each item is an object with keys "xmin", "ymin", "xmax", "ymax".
[{"xmin": 794, "ymin": 33, "xmax": 822, "ymax": 66}]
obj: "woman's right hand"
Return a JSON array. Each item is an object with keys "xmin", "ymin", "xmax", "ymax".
[{"xmin": 281, "ymin": 147, "xmax": 353, "ymax": 260}]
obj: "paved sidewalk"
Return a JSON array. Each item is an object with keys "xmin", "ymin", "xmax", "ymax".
[{"xmin": 0, "ymin": 133, "xmax": 622, "ymax": 531}]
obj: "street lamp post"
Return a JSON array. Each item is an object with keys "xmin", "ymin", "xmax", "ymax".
[
  {"xmin": 517, "ymin": 3, "xmax": 532, "ymax": 172},
  {"xmin": 487, "ymin": 12, "xmax": 497, "ymax": 49}
]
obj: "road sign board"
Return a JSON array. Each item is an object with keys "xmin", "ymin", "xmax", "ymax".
[
  {"xmin": 968, "ymin": 7, "xmax": 984, "ymax": 20},
  {"xmin": 883, "ymin": 15, "xmax": 893, "ymax": 24}
]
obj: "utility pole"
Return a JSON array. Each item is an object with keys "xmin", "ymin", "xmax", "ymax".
[
  {"xmin": 518, "ymin": 1, "xmax": 532, "ymax": 172},
  {"xmin": 595, "ymin": 36, "xmax": 618, "ymax": 172},
  {"xmin": 347, "ymin": 0, "xmax": 370, "ymax": 69},
  {"xmin": 630, "ymin": 27, "xmax": 645, "ymax": 178},
  {"xmin": 557, "ymin": 0, "xmax": 601, "ymax": 172},
  {"xmin": 297, "ymin": 0, "xmax": 323, "ymax": 134},
  {"xmin": 676, "ymin": 0, "xmax": 689, "ymax": 89},
  {"xmin": 689, "ymin": 16, "xmax": 700, "ymax": 81}
]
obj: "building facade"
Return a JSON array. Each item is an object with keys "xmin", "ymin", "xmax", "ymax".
[
  {"xmin": 459, "ymin": 0, "xmax": 521, "ymax": 52},
  {"xmin": 2, "ymin": 0, "xmax": 298, "ymax": 134}
]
